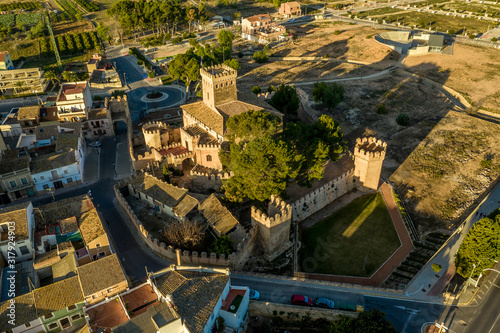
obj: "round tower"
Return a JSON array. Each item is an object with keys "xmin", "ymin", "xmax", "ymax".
[
  {"xmin": 142, "ymin": 121, "xmax": 165, "ymax": 150},
  {"xmin": 353, "ymin": 137, "xmax": 387, "ymax": 190}
]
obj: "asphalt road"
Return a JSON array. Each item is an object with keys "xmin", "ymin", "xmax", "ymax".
[
  {"xmin": 126, "ymin": 86, "xmax": 185, "ymax": 124},
  {"xmin": 30, "ymin": 136, "xmax": 166, "ymax": 284},
  {"xmin": 112, "ymin": 55, "xmax": 145, "ymax": 86}
]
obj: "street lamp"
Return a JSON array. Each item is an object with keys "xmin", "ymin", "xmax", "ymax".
[
  {"xmin": 469, "ymin": 257, "xmax": 498, "ymax": 286},
  {"xmin": 475, "ymin": 263, "xmax": 499, "ymax": 287}
]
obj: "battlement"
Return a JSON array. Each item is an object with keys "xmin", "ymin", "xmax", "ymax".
[
  {"xmin": 251, "ymin": 196, "xmax": 292, "ymax": 229},
  {"xmin": 190, "ymin": 166, "xmax": 233, "ymax": 179},
  {"xmin": 354, "ymin": 137, "xmax": 387, "ymax": 160},
  {"xmin": 200, "ymin": 64, "xmax": 237, "ymax": 80},
  {"xmin": 196, "ymin": 142, "xmax": 221, "ymax": 150}
]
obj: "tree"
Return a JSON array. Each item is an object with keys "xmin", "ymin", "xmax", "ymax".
[
  {"xmin": 330, "ymin": 309, "xmax": 397, "ymax": 333},
  {"xmin": 224, "ymin": 109, "xmax": 280, "ymax": 143},
  {"xmin": 312, "ymin": 81, "xmax": 345, "ymax": 110},
  {"xmin": 96, "ymin": 22, "xmax": 109, "ymax": 42},
  {"xmin": 162, "ymin": 163, "xmax": 170, "ymax": 182},
  {"xmin": 14, "ymin": 80, "xmax": 26, "ymax": 94},
  {"xmin": 251, "ymin": 86, "xmax": 261, "ymax": 95},
  {"xmin": 163, "ymin": 220, "xmax": 204, "ymax": 249},
  {"xmin": 253, "ymin": 50, "xmax": 268, "ymax": 63},
  {"xmin": 221, "ymin": 135, "xmax": 300, "ymax": 202},
  {"xmin": 186, "ymin": 7, "xmax": 197, "ymax": 33},
  {"xmin": 76, "ymin": 12, "xmax": 83, "ymax": 21},
  {"xmin": 168, "ymin": 53, "xmax": 200, "ymax": 95},
  {"xmin": 396, "ymin": 113, "xmax": 410, "ymax": 126},
  {"xmin": 218, "ymin": 30, "xmax": 234, "ymax": 50},
  {"xmin": 492, "ymin": 37, "xmax": 498, "ymax": 43},
  {"xmin": 62, "ymin": 71, "xmax": 79, "ymax": 82},
  {"xmin": 224, "ymin": 58, "xmax": 241, "ymax": 70},
  {"xmin": 268, "ymin": 84, "xmax": 300, "ymax": 115},
  {"xmin": 44, "ymin": 70, "xmax": 60, "ymax": 86},
  {"xmin": 210, "ymin": 235, "xmax": 233, "ymax": 255},
  {"xmin": 198, "ymin": 1, "xmax": 208, "ymax": 22},
  {"xmin": 455, "ymin": 216, "xmax": 500, "ymax": 278}
]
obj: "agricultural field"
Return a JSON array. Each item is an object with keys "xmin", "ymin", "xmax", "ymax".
[
  {"xmin": 0, "ymin": 1, "xmax": 42, "ymax": 11},
  {"xmin": 0, "ymin": 13, "xmax": 14, "ymax": 27},
  {"xmin": 0, "ymin": 13, "xmax": 42, "ymax": 28},
  {"xmin": 73, "ymin": 0, "xmax": 100, "ymax": 12}
]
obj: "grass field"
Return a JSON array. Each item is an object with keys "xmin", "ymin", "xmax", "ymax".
[{"xmin": 299, "ymin": 193, "xmax": 400, "ymax": 277}]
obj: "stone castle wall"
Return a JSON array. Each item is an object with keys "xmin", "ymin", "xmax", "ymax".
[
  {"xmin": 190, "ymin": 166, "xmax": 233, "ymax": 192},
  {"xmin": 292, "ymin": 169, "xmax": 355, "ymax": 222}
]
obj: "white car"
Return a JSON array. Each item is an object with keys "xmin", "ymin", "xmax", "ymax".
[
  {"xmin": 249, "ymin": 289, "xmax": 260, "ymax": 300},
  {"xmin": 89, "ymin": 142, "xmax": 102, "ymax": 147}
]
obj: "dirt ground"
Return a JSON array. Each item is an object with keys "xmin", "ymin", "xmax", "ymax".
[
  {"xmin": 402, "ymin": 43, "xmax": 500, "ymax": 113},
  {"xmin": 390, "ymin": 111, "xmax": 500, "ymax": 232}
]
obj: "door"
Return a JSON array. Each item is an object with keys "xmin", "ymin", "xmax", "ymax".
[
  {"xmin": 54, "ymin": 180, "xmax": 63, "ymax": 189},
  {"xmin": 26, "ymin": 187, "xmax": 35, "ymax": 197}
]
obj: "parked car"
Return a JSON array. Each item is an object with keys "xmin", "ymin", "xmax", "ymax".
[
  {"xmin": 291, "ymin": 295, "xmax": 313, "ymax": 306},
  {"xmin": 249, "ymin": 289, "xmax": 260, "ymax": 300},
  {"xmin": 314, "ymin": 297, "xmax": 335, "ymax": 309},
  {"xmin": 89, "ymin": 141, "xmax": 102, "ymax": 147}
]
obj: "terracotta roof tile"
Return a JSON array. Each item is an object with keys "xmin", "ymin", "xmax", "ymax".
[
  {"xmin": 181, "ymin": 102, "xmax": 224, "ymax": 137},
  {"xmin": 200, "ymin": 194, "xmax": 240, "ymax": 235},
  {"xmin": 18, "ymin": 106, "xmax": 41, "ymax": 120},
  {"xmin": 77, "ymin": 254, "xmax": 127, "ymax": 296},
  {"xmin": 0, "ymin": 202, "xmax": 30, "ymax": 241},
  {"xmin": 128, "ymin": 173, "xmax": 188, "ymax": 208},
  {"xmin": 30, "ymin": 149, "xmax": 76, "ymax": 174},
  {"xmin": 78, "ymin": 209, "xmax": 105, "ymax": 244},
  {"xmin": 172, "ymin": 195, "xmax": 199, "ymax": 218}
]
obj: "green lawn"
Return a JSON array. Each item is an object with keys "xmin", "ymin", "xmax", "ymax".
[{"xmin": 299, "ymin": 193, "xmax": 400, "ymax": 277}]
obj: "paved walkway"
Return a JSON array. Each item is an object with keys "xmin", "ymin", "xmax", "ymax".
[
  {"xmin": 114, "ymin": 139, "xmax": 133, "ymax": 180},
  {"xmin": 83, "ymin": 146, "xmax": 100, "ymax": 182}
]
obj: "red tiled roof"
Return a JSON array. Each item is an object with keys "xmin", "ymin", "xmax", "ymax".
[
  {"xmin": 159, "ymin": 146, "xmax": 189, "ymax": 156},
  {"xmin": 245, "ymin": 14, "xmax": 271, "ymax": 22},
  {"xmin": 0, "ymin": 52, "xmax": 5, "ymax": 62}
]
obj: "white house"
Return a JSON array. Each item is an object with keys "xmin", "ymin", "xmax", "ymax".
[
  {"xmin": 0, "ymin": 201, "xmax": 35, "ymax": 263},
  {"xmin": 56, "ymin": 82, "xmax": 92, "ymax": 122}
]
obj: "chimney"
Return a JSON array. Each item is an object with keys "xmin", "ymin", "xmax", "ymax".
[{"xmin": 175, "ymin": 249, "xmax": 181, "ymax": 265}]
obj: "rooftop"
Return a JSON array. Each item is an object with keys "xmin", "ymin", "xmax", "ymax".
[
  {"xmin": 18, "ymin": 105, "xmax": 41, "ymax": 120},
  {"xmin": 128, "ymin": 173, "xmax": 188, "ymax": 208},
  {"xmin": 87, "ymin": 296, "xmax": 128, "ymax": 332},
  {"xmin": 78, "ymin": 208, "xmax": 105, "ymax": 244},
  {"xmin": 0, "ymin": 293, "xmax": 35, "ymax": 332},
  {"xmin": 200, "ymin": 194, "xmax": 240, "ymax": 235},
  {"xmin": 30, "ymin": 149, "xmax": 76, "ymax": 174},
  {"xmin": 34, "ymin": 194, "xmax": 94, "ymax": 231},
  {"xmin": 172, "ymin": 194, "xmax": 199, "ymax": 218},
  {"xmin": 0, "ymin": 153, "xmax": 30, "ymax": 175},
  {"xmin": 56, "ymin": 132, "xmax": 80, "ymax": 152},
  {"xmin": 245, "ymin": 13, "xmax": 272, "ymax": 22},
  {"xmin": 0, "ymin": 202, "xmax": 30, "ymax": 241},
  {"xmin": 60, "ymin": 216, "xmax": 79, "ymax": 234},
  {"xmin": 88, "ymin": 108, "xmax": 108, "ymax": 120},
  {"xmin": 153, "ymin": 269, "xmax": 229, "ymax": 333},
  {"xmin": 159, "ymin": 145, "xmax": 189, "ymax": 157},
  {"xmin": 77, "ymin": 254, "xmax": 127, "ymax": 297},
  {"xmin": 112, "ymin": 302, "xmax": 180, "ymax": 333},
  {"xmin": 58, "ymin": 82, "xmax": 87, "ymax": 102}
]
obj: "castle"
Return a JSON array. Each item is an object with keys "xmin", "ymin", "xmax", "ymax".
[{"xmin": 128, "ymin": 65, "xmax": 388, "ymax": 264}]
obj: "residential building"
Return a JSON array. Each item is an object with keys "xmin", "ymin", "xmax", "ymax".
[
  {"xmin": 0, "ymin": 276, "xmax": 86, "ymax": 333},
  {"xmin": 18, "ymin": 105, "xmax": 60, "ymax": 134},
  {"xmin": 30, "ymin": 132, "xmax": 85, "ymax": 193},
  {"xmin": 127, "ymin": 173, "xmax": 199, "ymax": 221},
  {"xmin": 77, "ymin": 253, "xmax": 129, "ymax": 305},
  {"xmin": 56, "ymin": 82, "xmax": 91, "ymax": 122},
  {"xmin": 0, "ymin": 50, "xmax": 14, "ymax": 70},
  {"xmin": 0, "ymin": 108, "xmax": 23, "ymax": 148},
  {"xmin": 241, "ymin": 14, "xmax": 286, "ymax": 43},
  {"xmin": 199, "ymin": 194, "xmax": 245, "ymax": 245},
  {"xmin": 112, "ymin": 302, "xmax": 184, "ymax": 333},
  {"xmin": 86, "ymin": 108, "xmax": 112, "ymax": 138},
  {"xmin": 87, "ymin": 54, "xmax": 122, "ymax": 89},
  {"xmin": 279, "ymin": 1, "xmax": 302, "ymax": 17},
  {"xmin": 0, "ymin": 149, "xmax": 36, "ymax": 202},
  {"xmin": 76, "ymin": 208, "xmax": 112, "ymax": 265},
  {"xmin": 150, "ymin": 266, "xmax": 249, "ymax": 333},
  {"xmin": 0, "ymin": 67, "xmax": 47, "ymax": 94},
  {"xmin": 0, "ymin": 202, "xmax": 35, "ymax": 263}
]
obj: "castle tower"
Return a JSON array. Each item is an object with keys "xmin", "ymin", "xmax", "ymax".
[
  {"xmin": 353, "ymin": 137, "xmax": 387, "ymax": 190},
  {"xmin": 200, "ymin": 64, "xmax": 237, "ymax": 110},
  {"xmin": 142, "ymin": 121, "xmax": 168, "ymax": 150},
  {"xmin": 251, "ymin": 195, "xmax": 293, "ymax": 261}
]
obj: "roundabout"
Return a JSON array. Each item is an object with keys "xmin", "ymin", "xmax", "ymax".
[{"xmin": 127, "ymin": 85, "xmax": 185, "ymax": 123}]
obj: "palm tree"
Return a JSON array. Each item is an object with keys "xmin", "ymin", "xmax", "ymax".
[
  {"xmin": 44, "ymin": 70, "xmax": 60, "ymax": 88},
  {"xmin": 14, "ymin": 81, "xmax": 26, "ymax": 95}
]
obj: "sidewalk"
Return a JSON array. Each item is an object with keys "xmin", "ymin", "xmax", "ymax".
[
  {"xmin": 406, "ymin": 180, "xmax": 500, "ymax": 301},
  {"xmin": 114, "ymin": 140, "xmax": 132, "ymax": 180}
]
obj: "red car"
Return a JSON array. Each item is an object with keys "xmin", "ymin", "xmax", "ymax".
[{"xmin": 291, "ymin": 295, "xmax": 313, "ymax": 306}]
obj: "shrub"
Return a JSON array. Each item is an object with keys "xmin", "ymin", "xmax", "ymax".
[
  {"xmin": 432, "ymin": 263, "xmax": 442, "ymax": 273},
  {"xmin": 264, "ymin": 44, "xmax": 270, "ymax": 52},
  {"xmin": 492, "ymin": 37, "xmax": 498, "ymax": 43},
  {"xmin": 267, "ymin": 85, "xmax": 276, "ymax": 93},
  {"xmin": 334, "ymin": 30, "xmax": 340, "ymax": 35},
  {"xmin": 323, "ymin": 54, "xmax": 330, "ymax": 58},
  {"xmin": 189, "ymin": 38, "xmax": 197, "ymax": 46},
  {"xmin": 171, "ymin": 36, "xmax": 183, "ymax": 45},
  {"xmin": 253, "ymin": 50, "xmax": 268, "ymax": 63},
  {"xmin": 148, "ymin": 71, "xmax": 155, "ymax": 78},
  {"xmin": 481, "ymin": 159, "xmax": 492, "ymax": 168},
  {"xmin": 468, "ymin": 33, "xmax": 475, "ymax": 39},
  {"xmin": 137, "ymin": 59, "xmax": 143, "ymax": 65},
  {"xmin": 251, "ymin": 86, "xmax": 261, "ymax": 95},
  {"xmin": 376, "ymin": 103, "xmax": 387, "ymax": 114},
  {"xmin": 396, "ymin": 113, "xmax": 410, "ymax": 126}
]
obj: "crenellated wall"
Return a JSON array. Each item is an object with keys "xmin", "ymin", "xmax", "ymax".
[
  {"xmin": 291, "ymin": 169, "xmax": 355, "ymax": 222},
  {"xmin": 190, "ymin": 165, "xmax": 233, "ymax": 192},
  {"xmin": 353, "ymin": 137, "xmax": 387, "ymax": 191},
  {"xmin": 251, "ymin": 195, "xmax": 293, "ymax": 261},
  {"xmin": 201, "ymin": 64, "xmax": 238, "ymax": 110},
  {"xmin": 194, "ymin": 142, "xmax": 222, "ymax": 170}
]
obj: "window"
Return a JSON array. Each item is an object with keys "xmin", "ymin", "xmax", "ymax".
[
  {"xmin": 60, "ymin": 317, "xmax": 71, "ymax": 329},
  {"xmin": 99, "ymin": 252, "xmax": 106, "ymax": 258},
  {"xmin": 70, "ymin": 314, "xmax": 81, "ymax": 321},
  {"xmin": 48, "ymin": 322, "xmax": 59, "ymax": 330},
  {"xmin": 19, "ymin": 246, "xmax": 29, "ymax": 255},
  {"xmin": 106, "ymin": 287, "xmax": 113, "ymax": 293},
  {"xmin": 95, "ymin": 243, "xmax": 101, "ymax": 248},
  {"xmin": 10, "ymin": 180, "xmax": 16, "ymax": 188},
  {"xmin": 206, "ymin": 155, "xmax": 212, "ymax": 162},
  {"xmin": 67, "ymin": 304, "xmax": 77, "ymax": 311},
  {"xmin": 91, "ymin": 295, "xmax": 97, "ymax": 299},
  {"xmin": 64, "ymin": 170, "xmax": 68, "ymax": 174},
  {"xmin": 45, "ymin": 313, "xmax": 54, "ymax": 320},
  {"xmin": 40, "ymin": 176, "xmax": 45, "ymax": 180},
  {"xmin": 67, "ymin": 178, "xmax": 73, "ymax": 183},
  {"xmin": 21, "ymin": 178, "xmax": 28, "ymax": 185},
  {"xmin": 43, "ymin": 184, "xmax": 49, "ymax": 190},
  {"xmin": 25, "ymin": 322, "xmax": 31, "ymax": 328}
]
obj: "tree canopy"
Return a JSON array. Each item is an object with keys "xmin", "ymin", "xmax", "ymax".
[
  {"xmin": 220, "ymin": 111, "xmax": 346, "ymax": 201},
  {"xmin": 312, "ymin": 81, "xmax": 345, "ymax": 110},
  {"xmin": 218, "ymin": 29, "xmax": 234, "ymax": 50},
  {"xmin": 330, "ymin": 309, "xmax": 397, "ymax": 333},
  {"xmin": 268, "ymin": 84, "xmax": 300, "ymax": 115},
  {"xmin": 168, "ymin": 53, "xmax": 200, "ymax": 91},
  {"xmin": 455, "ymin": 214, "xmax": 500, "ymax": 278}
]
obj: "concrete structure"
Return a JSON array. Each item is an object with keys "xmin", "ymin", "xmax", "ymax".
[
  {"xmin": 56, "ymin": 82, "xmax": 91, "ymax": 122},
  {"xmin": 0, "ymin": 150, "xmax": 36, "ymax": 202},
  {"xmin": 241, "ymin": 14, "xmax": 287, "ymax": 44},
  {"xmin": 87, "ymin": 54, "xmax": 122, "ymax": 89},
  {"xmin": 251, "ymin": 195, "xmax": 293, "ymax": 261},
  {"xmin": 86, "ymin": 108, "xmax": 112, "ymax": 138},
  {"xmin": 0, "ymin": 51, "xmax": 14, "ymax": 70},
  {"xmin": 279, "ymin": 1, "xmax": 301, "ymax": 17},
  {"xmin": 0, "ymin": 67, "xmax": 47, "ymax": 94},
  {"xmin": 353, "ymin": 137, "xmax": 387, "ymax": 190}
]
